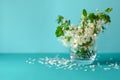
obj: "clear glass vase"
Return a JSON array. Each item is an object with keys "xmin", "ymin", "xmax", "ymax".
[{"xmin": 70, "ymin": 46, "xmax": 96, "ymax": 65}]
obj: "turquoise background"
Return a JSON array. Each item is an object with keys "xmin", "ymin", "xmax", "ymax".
[{"xmin": 0, "ymin": 0, "xmax": 120, "ymax": 53}]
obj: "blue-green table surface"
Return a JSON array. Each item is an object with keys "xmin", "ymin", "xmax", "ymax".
[{"xmin": 0, "ymin": 53, "xmax": 120, "ymax": 80}]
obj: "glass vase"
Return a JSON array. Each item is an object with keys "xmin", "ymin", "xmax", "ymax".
[{"xmin": 70, "ymin": 46, "xmax": 96, "ymax": 65}]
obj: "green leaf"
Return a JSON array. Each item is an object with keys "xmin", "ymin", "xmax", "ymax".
[
  {"xmin": 55, "ymin": 26, "xmax": 64, "ymax": 37},
  {"xmin": 97, "ymin": 13, "xmax": 106, "ymax": 20},
  {"xmin": 105, "ymin": 8, "xmax": 113, "ymax": 13},
  {"xmin": 75, "ymin": 50, "xmax": 81, "ymax": 57},
  {"xmin": 81, "ymin": 38, "xmax": 92, "ymax": 46},
  {"xmin": 63, "ymin": 25, "xmax": 69, "ymax": 30},
  {"xmin": 57, "ymin": 15, "xmax": 64, "ymax": 24},
  {"xmin": 65, "ymin": 36, "xmax": 71, "ymax": 41},
  {"xmin": 66, "ymin": 20, "xmax": 71, "ymax": 26},
  {"xmin": 80, "ymin": 48, "xmax": 87, "ymax": 56},
  {"xmin": 102, "ymin": 26, "xmax": 105, "ymax": 30},
  {"xmin": 88, "ymin": 13, "xmax": 96, "ymax": 23},
  {"xmin": 82, "ymin": 9, "xmax": 87, "ymax": 17},
  {"xmin": 105, "ymin": 15, "xmax": 111, "ymax": 23}
]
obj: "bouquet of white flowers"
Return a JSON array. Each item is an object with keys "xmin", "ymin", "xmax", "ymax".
[{"xmin": 55, "ymin": 8, "xmax": 112, "ymax": 63}]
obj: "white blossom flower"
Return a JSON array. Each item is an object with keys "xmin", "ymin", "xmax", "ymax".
[
  {"xmin": 69, "ymin": 24, "xmax": 77, "ymax": 30},
  {"xmin": 65, "ymin": 31, "xmax": 72, "ymax": 36},
  {"xmin": 88, "ymin": 23, "xmax": 94, "ymax": 27},
  {"xmin": 58, "ymin": 37, "xmax": 70, "ymax": 47},
  {"xmin": 62, "ymin": 19, "xmax": 66, "ymax": 23},
  {"xmin": 70, "ymin": 38, "xmax": 78, "ymax": 48}
]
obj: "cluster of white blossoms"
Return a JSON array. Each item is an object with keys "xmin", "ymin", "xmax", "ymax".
[
  {"xmin": 56, "ymin": 8, "xmax": 112, "ymax": 58},
  {"xmin": 59, "ymin": 20, "xmax": 103, "ymax": 49}
]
